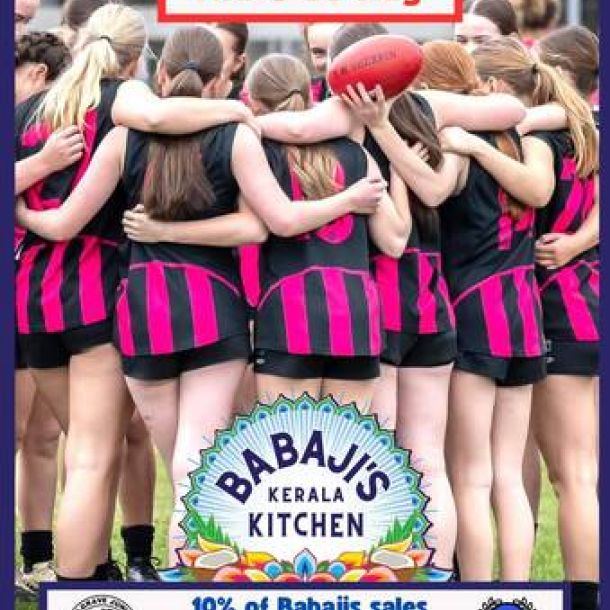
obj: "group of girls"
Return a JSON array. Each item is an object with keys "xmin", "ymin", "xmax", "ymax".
[{"xmin": 14, "ymin": 2, "xmax": 599, "ymax": 610}]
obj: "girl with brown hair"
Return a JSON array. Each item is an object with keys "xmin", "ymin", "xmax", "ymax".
[
  {"xmin": 442, "ymin": 37, "xmax": 599, "ymax": 608},
  {"xmin": 246, "ymin": 53, "xmax": 409, "ymax": 407},
  {"xmin": 213, "ymin": 23, "xmax": 249, "ymax": 100},
  {"xmin": 302, "ymin": 23, "xmax": 341, "ymax": 102}
]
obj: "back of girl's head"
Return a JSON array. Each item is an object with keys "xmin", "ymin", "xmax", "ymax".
[
  {"xmin": 538, "ymin": 25, "xmax": 599, "ymax": 98},
  {"xmin": 473, "ymin": 37, "xmax": 598, "ymax": 176},
  {"xmin": 159, "ymin": 26, "xmax": 223, "ymax": 96},
  {"xmin": 143, "ymin": 27, "xmax": 223, "ymax": 222},
  {"xmin": 16, "ymin": 31, "xmax": 71, "ymax": 82},
  {"xmin": 248, "ymin": 54, "xmax": 341, "ymax": 201},
  {"xmin": 517, "ymin": 0, "xmax": 560, "ymax": 31},
  {"xmin": 467, "ymin": 0, "xmax": 519, "ymax": 36},
  {"xmin": 61, "ymin": 0, "xmax": 113, "ymax": 31},
  {"xmin": 246, "ymin": 53, "xmax": 312, "ymax": 113},
  {"xmin": 328, "ymin": 23, "xmax": 388, "ymax": 60},
  {"xmin": 414, "ymin": 40, "xmax": 480, "ymax": 95},
  {"xmin": 38, "ymin": 3, "xmax": 145, "ymax": 130}
]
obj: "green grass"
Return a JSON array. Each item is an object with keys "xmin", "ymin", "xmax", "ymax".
[{"xmin": 15, "ymin": 458, "xmax": 563, "ymax": 610}]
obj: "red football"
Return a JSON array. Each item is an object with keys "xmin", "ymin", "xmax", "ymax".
[{"xmin": 328, "ymin": 35, "xmax": 423, "ymax": 99}]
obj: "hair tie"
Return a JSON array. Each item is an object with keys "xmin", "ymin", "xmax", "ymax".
[
  {"xmin": 532, "ymin": 63, "xmax": 540, "ymax": 75},
  {"xmin": 286, "ymin": 88, "xmax": 303, "ymax": 98},
  {"xmin": 98, "ymin": 35, "xmax": 112, "ymax": 44},
  {"xmin": 182, "ymin": 61, "xmax": 200, "ymax": 74}
]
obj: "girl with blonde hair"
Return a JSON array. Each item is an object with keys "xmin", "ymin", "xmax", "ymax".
[{"xmin": 15, "ymin": 3, "xmax": 255, "ymax": 581}]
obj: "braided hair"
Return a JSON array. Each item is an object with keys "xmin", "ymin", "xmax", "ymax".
[{"xmin": 15, "ymin": 31, "xmax": 71, "ymax": 82}]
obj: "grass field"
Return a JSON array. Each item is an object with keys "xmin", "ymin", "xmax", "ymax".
[{"xmin": 15, "ymin": 458, "xmax": 564, "ymax": 610}]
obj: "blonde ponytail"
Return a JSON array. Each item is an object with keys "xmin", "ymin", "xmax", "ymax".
[
  {"xmin": 37, "ymin": 3, "xmax": 146, "ymax": 130},
  {"xmin": 247, "ymin": 54, "xmax": 340, "ymax": 199},
  {"xmin": 473, "ymin": 37, "xmax": 598, "ymax": 177}
]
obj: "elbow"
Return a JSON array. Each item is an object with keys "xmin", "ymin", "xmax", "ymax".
[
  {"xmin": 497, "ymin": 95, "xmax": 527, "ymax": 129},
  {"xmin": 529, "ymin": 187, "xmax": 554, "ymax": 209},
  {"xmin": 247, "ymin": 221, "xmax": 269, "ymax": 244},
  {"xmin": 267, "ymin": 216, "xmax": 297, "ymax": 238},
  {"xmin": 379, "ymin": 234, "xmax": 408, "ymax": 259}
]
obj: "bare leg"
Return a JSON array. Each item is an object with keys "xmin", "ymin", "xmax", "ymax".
[
  {"xmin": 18, "ymin": 395, "xmax": 62, "ymax": 532},
  {"xmin": 396, "ymin": 364, "xmax": 456, "ymax": 570},
  {"xmin": 126, "ymin": 377, "xmax": 179, "ymax": 475},
  {"xmin": 446, "ymin": 370, "xmax": 496, "ymax": 581},
  {"xmin": 234, "ymin": 364, "xmax": 258, "ymax": 415},
  {"xmin": 55, "ymin": 344, "xmax": 133, "ymax": 578},
  {"xmin": 28, "ymin": 367, "xmax": 70, "ymax": 432},
  {"xmin": 15, "ymin": 370, "xmax": 37, "ymax": 452},
  {"xmin": 492, "ymin": 384, "xmax": 535, "ymax": 581},
  {"xmin": 169, "ymin": 360, "xmax": 246, "ymax": 565},
  {"xmin": 322, "ymin": 378, "xmax": 378, "ymax": 413},
  {"xmin": 119, "ymin": 410, "xmax": 156, "ymax": 528},
  {"xmin": 533, "ymin": 375, "xmax": 598, "ymax": 581},
  {"xmin": 523, "ymin": 426, "xmax": 542, "ymax": 525},
  {"xmin": 256, "ymin": 374, "xmax": 322, "ymax": 404},
  {"xmin": 369, "ymin": 364, "xmax": 398, "ymax": 430}
]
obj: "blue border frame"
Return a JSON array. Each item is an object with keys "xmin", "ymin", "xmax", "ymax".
[{"xmin": 2, "ymin": 1, "xmax": 606, "ymax": 608}]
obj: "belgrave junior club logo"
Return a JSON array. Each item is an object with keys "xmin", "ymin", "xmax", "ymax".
[
  {"xmin": 161, "ymin": 393, "xmax": 451, "ymax": 583},
  {"xmin": 480, "ymin": 599, "xmax": 538, "ymax": 610},
  {"xmin": 71, "ymin": 595, "xmax": 133, "ymax": 610}
]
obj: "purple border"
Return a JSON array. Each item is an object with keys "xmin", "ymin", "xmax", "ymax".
[
  {"xmin": 2, "ymin": 0, "xmax": 16, "ymax": 606},
  {"xmin": 1, "ymin": 2, "xmax": 606, "ymax": 608}
]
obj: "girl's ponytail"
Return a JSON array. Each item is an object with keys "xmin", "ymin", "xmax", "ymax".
[
  {"xmin": 37, "ymin": 3, "xmax": 146, "ymax": 130},
  {"xmin": 142, "ymin": 27, "xmax": 223, "ymax": 221},
  {"xmin": 533, "ymin": 61, "xmax": 598, "ymax": 177}
]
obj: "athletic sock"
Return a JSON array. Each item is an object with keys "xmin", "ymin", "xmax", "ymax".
[
  {"xmin": 121, "ymin": 525, "xmax": 154, "ymax": 565},
  {"xmin": 21, "ymin": 530, "xmax": 53, "ymax": 572},
  {"xmin": 571, "ymin": 581, "xmax": 599, "ymax": 610}
]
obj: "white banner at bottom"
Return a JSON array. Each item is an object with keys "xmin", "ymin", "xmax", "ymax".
[{"xmin": 45, "ymin": 587, "xmax": 565, "ymax": 610}]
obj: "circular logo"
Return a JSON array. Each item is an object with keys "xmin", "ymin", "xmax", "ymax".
[
  {"xmin": 162, "ymin": 394, "xmax": 452, "ymax": 583},
  {"xmin": 72, "ymin": 595, "xmax": 133, "ymax": 610}
]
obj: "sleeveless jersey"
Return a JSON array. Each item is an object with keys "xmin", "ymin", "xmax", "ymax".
[
  {"xmin": 367, "ymin": 92, "xmax": 455, "ymax": 337},
  {"xmin": 15, "ymin": 79, "xmax": 126, "ymax": 335},
  {"xmin": 255, "ymin": 137, "xmax": 381, "ymax": 357},
  {"xmin": 440, "ymin": 131, "xmax": 544, "ymax": 358},
  {"xmin": 531, "ymin": 130, "xmax": 599, "ymax": 343},
  {"xmin": 115, "ymin": 124, "xmax": 249, "ymax": 357}
]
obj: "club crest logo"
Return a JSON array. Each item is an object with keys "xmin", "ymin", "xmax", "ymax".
[
  {"xmin": 161, "ymin": 393, "xmax": 451, "ymax": 583},
  {"xmin": 480, "ymin": 599, "xmax": 538, "ymax": 610}
]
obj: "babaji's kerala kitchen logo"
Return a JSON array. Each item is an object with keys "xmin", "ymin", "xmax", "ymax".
[{"xmin": 161, "ymin": 394, "xmax": 451, "ymax": 583}]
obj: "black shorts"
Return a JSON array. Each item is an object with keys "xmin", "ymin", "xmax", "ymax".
[
  {"xmin": 382, "ymin": 330, "xmax": 457, "ymax": 368},
  {"xmin": 455, "ymin": 351, "xmax": 547, "ymax": 387},
  {"xmin": 545, "ymin": 339, "xmax": 599, "ymax": 377},
  {"xmin": 123, "ymin": 334, "xmax": 251, "ymax": 381},
  {"xmin": 15, "ymin": 334, "xmax": 27, "ymax": 370},
  {"xmin": 253, "ymin": 349, "xmax": 380, "ymax": 381},
  {"xmin": 18, "ymin": 319, "xmax": 113, "ymax": 369}
]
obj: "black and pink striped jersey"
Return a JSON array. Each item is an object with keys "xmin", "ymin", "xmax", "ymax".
[
  {"xmin": 115, "ymin": 125, "xmax": 249, "ymax": 358},
  {"xmin": 531, "ymin": 130, "xmax": 599, "ymax": 343},
  {"xmin": 254, "ymin": 137, "xmax": 382, "ymax": 357},
  {"xmin": 365, "ymin": 92, "xmax": 456, "ymax": 339},
  {"xmin": 440, "ymin": 131, "xmax": 545, "ymax": 359},
  {"xmin": 15, "ymin": 79, "xmax": 127, "ymax": 335}
]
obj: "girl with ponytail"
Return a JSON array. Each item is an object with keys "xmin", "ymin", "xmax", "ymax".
[
  {"xmin": 442, "ymin": 37, "xmax": 599, "ymax": 607},
  {"xmin": 17, "ymin": 29, "xmax": 388, "ymax": 565},
  {"xmin": 14, "ymin": 2, "xmax": 257, "ymax": 581},
  {"xmin": 243, "ymin": 53, "xmax": 410, "ymax": 407},
  {"xmin": 406, "ymin": 39, "xmax": 549, "ymax": 582}
]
